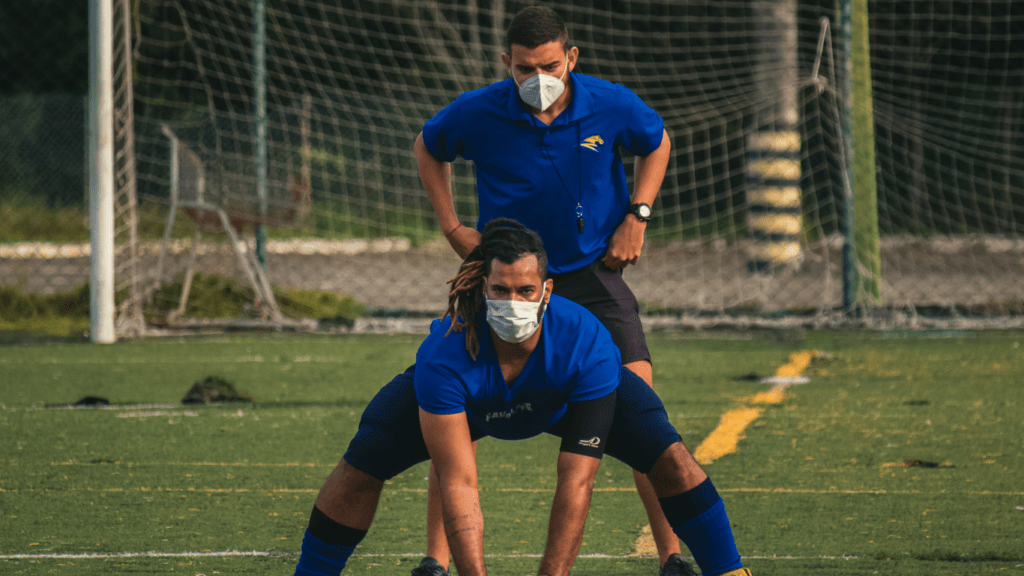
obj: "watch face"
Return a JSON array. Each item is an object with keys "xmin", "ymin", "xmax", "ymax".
[{"xmin": 636, "ymin": 204, "xmax": 651, "ymax": 218}]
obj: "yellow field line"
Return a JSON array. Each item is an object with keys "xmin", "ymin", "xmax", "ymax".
[
  {"xmin": 691, "ymin": 407, "xmax": 764, "ymax": 465},
  {"xmin": 0, "ymin": 487, "xmax": 318, "ymax": 494},
  {"xmin": 717, "ymin": 487, "xmax": 1024, "ymax": 496},
  {"xmin": 633, "ymin": 350, "xmax": 817, "ymax": 556},
  {"xmin": 50, "ymin": 461, "xmax": 333, "ymax": 467},
  {"xmin": 776, "ymin": 351, "xmax": 814, "ymax": 378},
  {"xmin": 691, "ymin": 351, "xmax": 814, "ymax": 464}
]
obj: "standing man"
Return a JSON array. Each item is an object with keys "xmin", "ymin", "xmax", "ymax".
[
  {"xmin": 293, "ymin": 220, "xmax": 750, "ymax": 576},
  {"xmin": 413, "ymin": 6, "xmax": 681, "ymax": 576}
]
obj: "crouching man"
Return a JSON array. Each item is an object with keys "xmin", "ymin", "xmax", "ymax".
[{"xmin": 293, "ymin": 219, "xmax": 750, "ymax": 576}]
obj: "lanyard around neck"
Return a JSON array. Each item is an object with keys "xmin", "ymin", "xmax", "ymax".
[{"xmin": 540, "ymin": 122, "xmax": 584, "ymax": 234}]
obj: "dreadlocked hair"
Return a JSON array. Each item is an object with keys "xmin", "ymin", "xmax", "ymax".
[{"xmin": 444, "ymin": 218, "xmax": 548, "ymax": 360}]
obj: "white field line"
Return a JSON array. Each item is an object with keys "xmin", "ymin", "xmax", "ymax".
[
  {"xmin": 0, "ymin": 550, "xmax": 282, "ymax": 559},
  {"xmin": 0, "ymin": 355, "xmax": 351, "ymax": 366},
  {"xmin": 5, "ymin": 404, "xmax": 325, "ymax": 414},
  {"xmin": 0, "ymin": 550, "xmax": 865, "ymax": 561},
  {"xmin": 9, "ymin": 404, "xmax": 180, "ymax": 412},
  {"xmin": 3, "ymin": 486, "xmax": 1022, "ymax": 497}
]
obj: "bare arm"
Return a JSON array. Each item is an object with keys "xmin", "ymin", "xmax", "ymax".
[
  {"xmin": 603, "ymin": 129, "xmax": 672, "ymax": 269},
  {"xmin": 536, "ymin": 451, "xmax": 603, "ymax": 576},
  {"xmin": 414, "ymin": 132, "xmax": 481, "ymax": 259},
  {"xmin": 419, "ymin": 408, "xmax": 486, "ymax": 576}
]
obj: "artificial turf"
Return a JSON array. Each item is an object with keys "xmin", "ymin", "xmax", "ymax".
[{"xmin": 1, "ymin": 330, "xmax": 1021, "ymax": 574}]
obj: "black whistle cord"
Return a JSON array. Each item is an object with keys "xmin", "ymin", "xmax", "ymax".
[{"xmin": 541, "ymin": 121, "xmax": 584, "ymax": 234}]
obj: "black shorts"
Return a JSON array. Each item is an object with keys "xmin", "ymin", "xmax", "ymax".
[
  {"xmin": 549, "ymin": 260, "xmax": 651, "ymax": 365},
  {"xmin": 343, "ymin": 366, "xmax": 680, "ymax": 481}
]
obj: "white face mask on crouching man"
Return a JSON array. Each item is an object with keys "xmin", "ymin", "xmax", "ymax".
[
  {"xmin": 485, "ymin": 285, "xmax": 549, "ymax": 343},
  {"xmin": 513, "ymin": 53, "xmax": 569, "ymax": 112}
]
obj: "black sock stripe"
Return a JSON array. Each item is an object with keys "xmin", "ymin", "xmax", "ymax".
[
  {"xmin": 308, "ymin": 505, "xmax": 368, "ymax": 547},
  {"xmin": 658, "ymin": 477, "xmax": 722, "ymax": 524}
]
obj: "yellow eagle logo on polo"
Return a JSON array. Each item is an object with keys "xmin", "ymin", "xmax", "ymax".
[{"xmin": 580, "ymin": 135, "xmax": 604, "ymax": 151}]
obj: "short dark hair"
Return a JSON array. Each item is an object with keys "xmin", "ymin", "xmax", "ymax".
[
  {"xmin": 505, "ymin": 6, "xmax": 571, "ymax": 53},
  {"xmin": 479, "ymin": 218, "xmax": 548, "ymax": 281}
]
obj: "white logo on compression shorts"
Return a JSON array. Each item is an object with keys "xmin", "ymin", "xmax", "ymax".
[{"xmin": 578, "ymin": 437, "xmax": 601, "ymax": 448}]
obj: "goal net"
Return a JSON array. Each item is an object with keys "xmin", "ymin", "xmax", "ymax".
[{"xmin": 114, "ymin": 0, "xmax": 1024, "ymax": 333}]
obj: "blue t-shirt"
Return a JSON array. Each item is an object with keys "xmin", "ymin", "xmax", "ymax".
[
  {"xmin": 414, "ymin": 295, "xmax": 621, "ymax": 440},
  {"xmin": 422, "ymin": 73, "xmax": 664, "ymax": 273}
]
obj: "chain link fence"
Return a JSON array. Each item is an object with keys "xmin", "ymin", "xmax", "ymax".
[
  {"xmin": 1, "ymin": 1, "xmax": 92, "ymax": 302},
  {"xmin": 1, "ymin": 0, "xmax": 89, "ymax": 209},
  {"xmin": 0, "ymin": 94, "xmax": 87, "ymax": 208}
]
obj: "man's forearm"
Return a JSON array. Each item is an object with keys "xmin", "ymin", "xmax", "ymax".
[
  {"xmin": 603, "ymin": 129, "xmax": 670, "ymax": 268},
  {"xmin": 415, "ymin": 132, "xmax": 481, "ymax": 259},
  {"xmin": 421, "ymin": 409, "xmax": 487, "ymax": 574},
  {"xmin": 441, "ymin": 483, "xmax": 487, "ymax": 576},
  {"xmin": 537, "ymin": 453, "xmax": 600, "ymax": 576},
  {"xmin": 632, "ymin": 129, "xmax": 671, "ymax": 206},
  {"xmin": 414, "ymin": 132, "xmax": 459, "ymax": 233}
]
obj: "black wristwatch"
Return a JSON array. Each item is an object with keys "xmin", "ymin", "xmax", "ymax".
[{"xmin": 629, "ymin": 202, "xmax": 652, "ymax": 223}]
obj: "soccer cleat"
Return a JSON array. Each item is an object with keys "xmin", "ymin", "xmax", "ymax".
[
  {"xmin": 713, "ymin": 568, "xmax": 752, "ymax": 576},
  {"xmin": 659, "ymin": 553, "xmax": 697, "ymax": 576},
  {"xmin": 410, "ymin": 556, "xmax": 449, "ymax": 576}
]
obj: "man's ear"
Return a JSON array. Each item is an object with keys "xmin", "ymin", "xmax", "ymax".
[
  {"xmin": 543, "ymin": 278, "xmax": 554, "ymax": 304},
  {"xmin": 567, "ymin": 46, "xmax": 579, "ymax": 72},
  {"xmin": 500, "ymin": 53, "xmax": 511, "ymax": 72}
]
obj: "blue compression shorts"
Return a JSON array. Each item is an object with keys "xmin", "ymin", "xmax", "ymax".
[{"xmin": 343, "ymin": 366, "xmax": 681, "ymax": 481}]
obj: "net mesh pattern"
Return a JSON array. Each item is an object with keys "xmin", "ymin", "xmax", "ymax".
[{"xmin": 100, "ymin": 0, "xmax": 1023, "ymax": 332}]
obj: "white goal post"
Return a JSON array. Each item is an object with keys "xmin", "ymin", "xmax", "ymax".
[{"xmin": 88, "ymin": 0, "xmax": 116, "ymax": 343}]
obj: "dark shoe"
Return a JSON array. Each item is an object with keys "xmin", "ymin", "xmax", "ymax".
[
  {"xmin": 411, "ymin": 557, "xmax": 449, "ymax": 576},
  {"xmin": 659, "ymin": 553, "xmax": 697, "ymax": 576}
]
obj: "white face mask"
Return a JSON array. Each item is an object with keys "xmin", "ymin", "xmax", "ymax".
[
  {"xmin": 485, "ymin": 284, "xmax": 548, "ymax": 343},
  {"xmin": 512, "ymin": 53, "xmax": 569, "ymax": 112}
]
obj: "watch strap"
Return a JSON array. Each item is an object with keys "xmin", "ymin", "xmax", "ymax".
[{"xmin": 629, "ymin": 202, "xmax": 652, "ymax": 223}]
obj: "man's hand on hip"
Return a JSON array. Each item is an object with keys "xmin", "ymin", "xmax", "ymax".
[
  {"xmin": 445, "ymin": 225, "xmax": 482, "ymax": 260},
  {"xmin": 601, "ymin": 216, "xmax": 646, "ymax": 269}
]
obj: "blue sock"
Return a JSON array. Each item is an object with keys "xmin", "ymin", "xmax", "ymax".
[
  {"xmin": 294, "ymin": 529, "xmax": 357, "ymax": 576},
  {"xmin": 294, "ymin": 507, "xmax": 367, "ymax": 576},
  {"xmin": 658, "ymin": 477, "xmax": 743, "ymax": 576}
]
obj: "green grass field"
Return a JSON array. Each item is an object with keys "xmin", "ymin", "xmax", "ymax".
[{"xmin": 1, "ymin": 330, "xmax": 1022, "ymax": 575}]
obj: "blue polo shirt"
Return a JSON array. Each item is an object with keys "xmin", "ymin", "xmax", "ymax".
[
  {"xmin": 414, "ymin": 294, "xmax": 621, "ymax": 441},
  {"xmin": 422, "ymin": 73, "xmax": 664, "ymax": 273}
]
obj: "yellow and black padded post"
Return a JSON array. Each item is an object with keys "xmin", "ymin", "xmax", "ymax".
[{"xmin": 746, "ymin": 131, "xmax": 802, "ymax": 273}]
